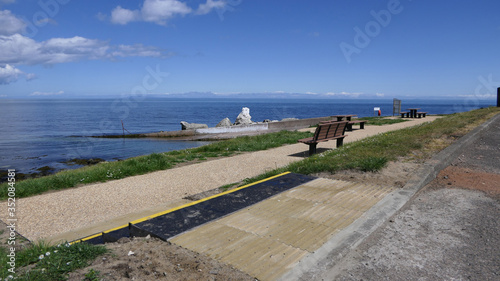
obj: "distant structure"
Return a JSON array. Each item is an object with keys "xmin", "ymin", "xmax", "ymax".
[
  {"xmin": 393, "ymin": 98, "xmax": 401, "ymax": 116},
  {"xmin": 497, "ymin": 87, "xmax": 500, "ymax": 107}
]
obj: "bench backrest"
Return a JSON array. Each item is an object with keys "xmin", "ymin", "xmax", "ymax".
[{"xmin": 313, "ymin": 121, "xmax": 347, "ymax": 141}]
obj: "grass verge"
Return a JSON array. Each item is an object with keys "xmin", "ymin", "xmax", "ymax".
[
  {"xmin": 309, "ymin": 116, "xmax": 408, "ymax": 128},
  {"xmin": 360, "ymin": 116, "xmax": 409, "ymax": 126},
  {"xmin": 0, "ymin": 240, "xmax": 107, "ymax": 280},
  {"xmin": 241, "ymin": 107, "xmax": 500, "ymax": 184},
  {"xmin": 0, "ymin": 130, "xmax": 313, "ymax": 200}
]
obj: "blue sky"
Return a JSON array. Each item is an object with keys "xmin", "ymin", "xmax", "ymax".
[{"xmin": 0, "ymin": 0, "xmax": 499, "ymax": 99}]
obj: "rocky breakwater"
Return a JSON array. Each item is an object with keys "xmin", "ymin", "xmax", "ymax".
[
  {"xmin": 195, "ymin": 107, "xmax": 269, "ymax": 134},
  {"xmin": 144, "ymin": 107, "xmax": 330, "ymax": 139}
]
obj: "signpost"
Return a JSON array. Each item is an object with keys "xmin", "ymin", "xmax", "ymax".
[{"xmin": 393, "ymin": 98, "xmax": 401, "ymax": 116}]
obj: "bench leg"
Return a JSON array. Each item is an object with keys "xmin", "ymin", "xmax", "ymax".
[
  {"xmin": 346, "ymin": 123, "xmax": 352, "ymax": 131},
  {"xmin": 360, "ymin": 123, "xmax": 365, "ymax": 129},
  {"xmin": 309, "ymin": 144, "xmax": 317, "ymax": 155},
  {"xmin": 336, "ymin": 138, "xmax": 344, "ymax": 147}
]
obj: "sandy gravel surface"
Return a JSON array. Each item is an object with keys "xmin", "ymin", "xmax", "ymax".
[{"xmin": 0, "ymin": 117, "xmax": 440, "ymax": 241}]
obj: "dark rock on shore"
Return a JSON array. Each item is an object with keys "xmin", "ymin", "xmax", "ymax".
[{"xmin": 63, "ymin": 158, "xmax": 105, "ymax": 166}]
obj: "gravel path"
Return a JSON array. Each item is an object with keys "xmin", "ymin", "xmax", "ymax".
[{"xmin": 0, "ymin": 117, "xmax": 440, "ymax": 242}]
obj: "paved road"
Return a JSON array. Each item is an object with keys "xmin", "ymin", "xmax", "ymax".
[{"xmin": 321, "ymin": 114, "xmax": 500, "ymax": 280}]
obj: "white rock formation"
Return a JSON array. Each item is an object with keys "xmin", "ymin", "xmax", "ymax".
[{"xmin": 234, "ymin": 107, "xmax": 253, "ymax": 125}]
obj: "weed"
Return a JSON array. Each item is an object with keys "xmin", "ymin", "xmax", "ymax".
[{"xmin": 0, "ymin": 241, "xmax": 107, "ymax": 280}]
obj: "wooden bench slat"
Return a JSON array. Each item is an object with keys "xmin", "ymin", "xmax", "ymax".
[{"xmin": 298, "ymin": 121, "xmax": 348, "ymax": 155}]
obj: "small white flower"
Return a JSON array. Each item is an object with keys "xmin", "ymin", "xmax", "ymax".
[
  {"xmin": 39, "ymin": 254, "xmax": 44, "ymax": 260},
  {"xmin": 66, "ymin": 262, "xmax": 71, "ymax": 265},
  {"xmin": 53, "ymin": 250, "xmax": 58, "ymax": 253},
  {"xmin": 45, "ymin": 252, "xmax": 50, "ymax": 256}
]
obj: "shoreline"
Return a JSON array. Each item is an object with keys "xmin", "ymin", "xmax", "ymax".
[
  {"xmin": 0, "ymin": 115, "xmax": 412, "ymax": 183},
  {"xmin": 1, "ymin": 115, "xmax": 338, "ymax": 181}
]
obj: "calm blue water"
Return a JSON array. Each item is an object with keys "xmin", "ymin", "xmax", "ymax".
[{"xmin": 0, "ymin": 97, "xmax": 495, "ymax": 174}]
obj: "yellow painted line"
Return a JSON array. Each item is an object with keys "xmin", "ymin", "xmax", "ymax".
[
  {"xmin": 70, "ymin": 232, "xmax": 103, "ymax": 245},
  {"xmin": 103, "ymin": 224, "xmax": 129, "ymax": 233},
  {"xmin": 130, "ymin": 171, "xmax": 291, "ymax": 224},
  {"xmin": 71, "ymin": 224, "xmax": 129, "ymax": 245},
  {"xmin": 72, "ymin": 172, "xmax": 292, "ymax": 243}
]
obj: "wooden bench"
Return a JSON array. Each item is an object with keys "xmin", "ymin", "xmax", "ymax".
[
  {"xmin": 416, "ymin": 112, "xmax": 427, "ymax": 118},
  {"xmin": 400, "ymin": 112, "xmax": 409, "ymax": 118},
  {"xmin": 298, "ymin": 121, "xmax": 348, "ymax": 155},
  {"xmin": 346, "ymin": 120, "xmax": 367, "ymax": 131}
]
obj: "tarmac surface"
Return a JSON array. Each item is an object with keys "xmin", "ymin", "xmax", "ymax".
[{"xmin": 283, "ymin": 113, "xmax": 500, "ymax": 280}]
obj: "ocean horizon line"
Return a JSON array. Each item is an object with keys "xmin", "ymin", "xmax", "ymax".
[{"xmin": 1, "ymin": 92, "xmax": 497, "ymax": 101}]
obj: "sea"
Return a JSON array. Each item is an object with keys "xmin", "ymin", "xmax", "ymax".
[{"xmin": 0, "ymin": 97, "xmax": 495, "ymax": 175}]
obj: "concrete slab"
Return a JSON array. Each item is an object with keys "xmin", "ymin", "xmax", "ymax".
[{"xmin": 170, "ymin": 178, "xmax": 395, "ymax": 280}]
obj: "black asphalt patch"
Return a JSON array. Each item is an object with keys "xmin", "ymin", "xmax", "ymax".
[{"xmin": 76, "ymin": 172, "xmax": 315, "ymax": 245}]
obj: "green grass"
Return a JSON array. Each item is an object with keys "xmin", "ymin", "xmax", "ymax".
[
  {"xmin": 0, "ymin": 241, "xmax": 107, "ymax": 280},
  {"xmin": 0, "ymin": 130, "xmax": 313, "ymax": 200},
  {"xmin": 309, "ymin": 116, "xmax": 408, "ymax": 128},
  {"xmin": 240, "ymin": 107, "xmax": 500, "ymax": 184},
  {"xmin": 360, "ymin": 116, "xmax": 409, "ymax": 126}
]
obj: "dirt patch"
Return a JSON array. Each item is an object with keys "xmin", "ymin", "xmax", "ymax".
[
  {"xmin": 0, "ymin": 221, "xmax": 31, "ymax": 252},
  {"xmin": 314, "ymin": 160, "xmax": 421, "ymax": 188},
  {"xmin": 334, "ymin": 187, "xmax": 500, "ymax": 281},
  {"xmin": 67, "ymin": 236, "xmax": 255, "ymax": 281},
  {"xmin": 430, "ymin": 166, "xmax": 500, "ymax": 199}
]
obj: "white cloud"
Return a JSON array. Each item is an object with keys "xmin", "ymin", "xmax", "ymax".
[
  {"xmin": 110, "ymin": 0, "xmax": 191, "ymax": 25},
  {"xmin": 376, "ymin": 93, "xmax": 385, "ymax": 97},
  {"xmin": 196, "ymin": 0, "xmax": 226, "ymax": 15},
  {"xmin": 305, "ymin": 91, "xmax": 319, "ymax": 95},
  {"xmin": 95, "ymin": 12, "xmax": 107, "ymax": 22},
  {"xmin": 34, "ymin": 17, "xmax": 57, "ymax": 26},
  {"xmin": 0, "ymin": 64, "xmax": 33, "ymax": 84},
  {"xmin": 110, "ymin": 0, "xmax": 234, "ymax": 25},
  {"xmin": 0, "ymin": 10, "xmax": 26, "ymax": 35},
  {"xmin": 111, "ymin": 6, "xmax": 140, "ymax": 25},
  {"xmin": 142, "ymin": 0, "xmax": 192, "ymax": 25},
  {"xmin": 30, "ymin": 90, "xmax": 64, "ymax": 96},
  {"xmin": 0, "ymin": 34, "xmax": 168, "ymax": 65},
  {"xmin": 112, "ymin": 44, "xmax": 167, "ymax": 57},
  {"xmin": 324, "ymin": 92, "xmax": 363, "ymax": 98}
]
